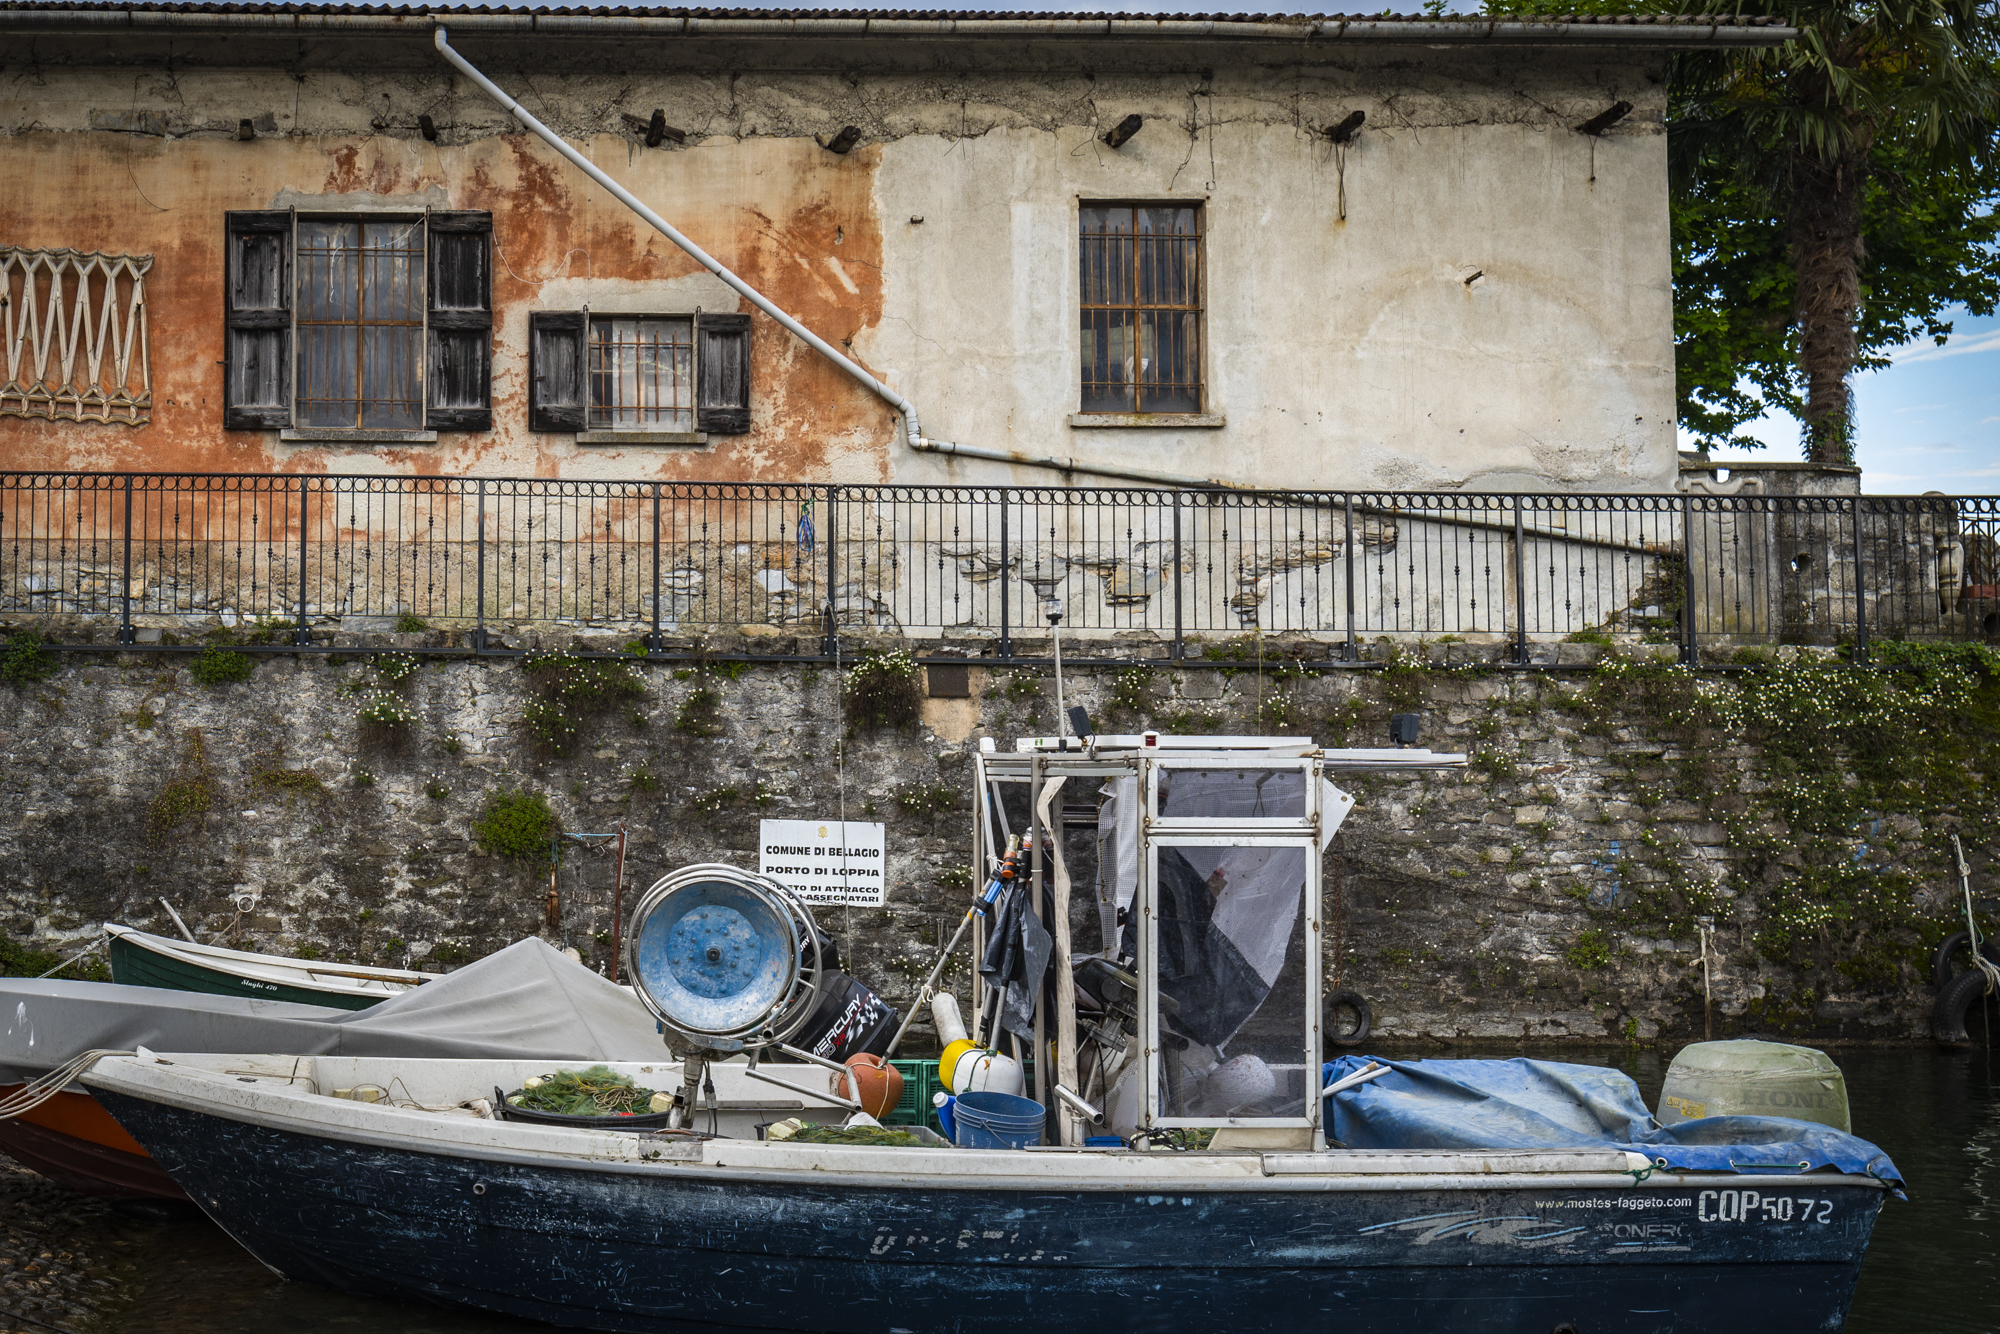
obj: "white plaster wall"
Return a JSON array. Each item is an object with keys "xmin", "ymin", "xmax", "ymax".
[{"xmin": 871, "ymin": 88, "xmax": 1675, "ymax": 494}]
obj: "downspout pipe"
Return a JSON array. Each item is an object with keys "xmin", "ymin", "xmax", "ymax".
[{"xmin": 433, "ymin": 27, "xmax": 1240, "ymax": 492}]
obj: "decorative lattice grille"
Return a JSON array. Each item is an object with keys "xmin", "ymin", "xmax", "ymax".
[{"xmin": 1, "ymin": 246, "xmax": 153, "ymax": 426}]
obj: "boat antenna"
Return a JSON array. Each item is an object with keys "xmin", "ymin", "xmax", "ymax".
[{"xmin": 1045, "ymin": 594, "xmax": 1068, "ymax": 744}]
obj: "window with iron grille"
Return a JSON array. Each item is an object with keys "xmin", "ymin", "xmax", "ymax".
[
  {"xmin": 1079, "ymin": 203, "xmax": 1203, "ymax": 415},
  {"xmin": 221, "ymin": 209, "xmax": 493, "ymax": 435},
  {"xmin": 589, "ymin": 317, "xmax": 694, "ymax": 431},
  {"xmin": 529, "ymin": 309, "xmax": 751, "ymax": 438},
  {"xmin": 296, "ymin": 220, "xmax": 425, "ymax": 429}
]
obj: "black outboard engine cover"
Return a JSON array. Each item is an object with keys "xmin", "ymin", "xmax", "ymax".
[{"xmin": 796, "ymin": 970, "xmax": 898, "ymax": 1063}]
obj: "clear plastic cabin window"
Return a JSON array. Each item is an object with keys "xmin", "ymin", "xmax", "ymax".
[{"xmin": 1152, "ymin": 841, "xmax": 1310, "ymax": 1121}]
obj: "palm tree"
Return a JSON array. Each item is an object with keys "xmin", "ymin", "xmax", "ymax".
[{"xmin": 1669, "ymin": 0, "xmax": 2000, "ymax": 464}]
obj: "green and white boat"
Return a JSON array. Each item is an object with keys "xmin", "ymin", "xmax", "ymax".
[{"xmin": 105, "ymin": 924, "xmax": 425, "ymax": 1011}]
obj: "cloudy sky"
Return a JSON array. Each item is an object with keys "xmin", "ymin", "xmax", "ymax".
[{"xmin": 1694, "ymin": 307, "xmax": 2000, "ymax": 496}]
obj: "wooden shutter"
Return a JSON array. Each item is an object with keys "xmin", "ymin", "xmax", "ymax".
[
  {"xmin": 223, "ymin": 210, "xmax": 292, "ymax": 430},
  {"xmin": 426, "ymin": 211, "xmax": 492, "ymax": 432},
  {"xmin": 528, "ymin": 310, "xmax": 587, "ymax": 432},
  {"xmin": 695, "ymin": 311, "xmax": 752, "ymax": 435}
]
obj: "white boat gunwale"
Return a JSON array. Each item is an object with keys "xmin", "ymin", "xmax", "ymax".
[
  {"xmin": 82, "ymin": 1053, "xmax": 1889, "ymax": 1197},
  {"xmin": 106, "ymin": 923, "xmax": 426, "ymax": 989}
]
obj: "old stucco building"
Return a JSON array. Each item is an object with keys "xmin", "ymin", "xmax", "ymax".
[{"xmin": 1, "ymin": 5, "xmax": 1789, "ymax": 492}]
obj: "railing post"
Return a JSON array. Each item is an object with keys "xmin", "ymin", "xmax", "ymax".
[
  {"xmin": 1342, "ymin": 492, "xmax": 1357, "ymax": 662},
  {"xmin": 998, "ymin": 488, "xmax": 1012, "ymax": 660},
  {"xmin": 294, "ymin": 476, "xmax": 311, "ymax": 646},
  {"xmin": 822, "ymin": 484, "xmax": 839, "ymax": 659},
  {"xmin": 117, "ymin": 475, "xmax": 135, "ymax": 644},
  {"xmin": 1680, "ymin": 494, "xmax": 1698, "ymax": 666},
  {"xmin": 474, "ymin": 479, "xmax": 488, "ymax": 653},
  {"xmin": 648, "ymin": 481, "xmax": 663, "ymax": 653},
  {"xmin": 1171, "ymin": 495, "xmax": 1184, "ymax": 661},
  {"xmin": 1851, "ymin": 497, "xmax": 1869, "ymax": 664},
  {"xmin": 1512, "ymin": 495, "xmax": 1529, "ymax": 665}
]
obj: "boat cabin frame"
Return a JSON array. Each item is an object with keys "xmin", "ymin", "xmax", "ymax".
[{"xmin": 968, "ymin": 733, "xmax": 1463, "ymax": 1149}]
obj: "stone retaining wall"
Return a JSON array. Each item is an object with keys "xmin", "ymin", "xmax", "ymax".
[{"xmin": 2, "ymin": 636, "xmax": 1991, "ymax": 1047}]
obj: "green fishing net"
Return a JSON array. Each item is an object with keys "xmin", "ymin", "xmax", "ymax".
[{"xmin": 506, "ymin": 1066, "xmax": 662, "ymax": 1117}]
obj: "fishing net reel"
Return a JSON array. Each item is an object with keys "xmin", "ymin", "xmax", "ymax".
[{"xmin": 623, "ymin": 864, "xmax": 860, "ymax": 1126}]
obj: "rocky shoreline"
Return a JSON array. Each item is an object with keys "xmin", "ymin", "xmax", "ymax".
[{"xmin": 0, "ymin": 1162, "xmax": 132, "ymax": 1334}]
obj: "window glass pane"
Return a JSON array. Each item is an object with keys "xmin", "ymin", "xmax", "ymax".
[
  {"xmin": 1080, "ymin": 204, "xmax": 1201, "ymax": 414},
  {"xmin": 1079, "ymin": 308, "xmax": 1136, "ymax": 413},
  {"xmin": 296, "ymin": 219, "xmax": 423, "ymax": 428},
  {"xmin": 589, "ymin": 317, "xmax": 694, "ymax": 430},
  {"xmin": 1153, "ymin": 843, "xmax": 1308, "ymax": 1121}
]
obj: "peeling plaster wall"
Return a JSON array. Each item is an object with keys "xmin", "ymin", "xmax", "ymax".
[{"xmin": 2, "ymin": 36, "xmax": 1674, "ymax": 491}]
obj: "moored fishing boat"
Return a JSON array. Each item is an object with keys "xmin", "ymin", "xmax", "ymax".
[
  {"xmin": 84, "ymin": 1049, "xmax": 1896, "ymax": 1333},
  {"xmin": 79, "ymin": 732, "xmax": 1903, "ymax": 1331},
  {"xmin": 106, "ymin": 923, "xmax": 425, "ymax": 1009}
]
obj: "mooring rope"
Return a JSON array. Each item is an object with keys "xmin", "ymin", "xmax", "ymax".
[
  {"xmin": 1953, "ymin": 834, "xmax": 2000, "ymax": 998},
  {"xmin": 0, "ymin": 1050, "xmax": 137, "ymax": 1121}
]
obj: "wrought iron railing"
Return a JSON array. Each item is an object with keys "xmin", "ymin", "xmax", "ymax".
[{"xmin": 2, "ymin": 473, "xmax": 1994, "ymax": 660}]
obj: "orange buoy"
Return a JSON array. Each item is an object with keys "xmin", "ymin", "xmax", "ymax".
[{"xmin": 836, "ymin": 1054, "xmax": 905, "ymax": 1120}]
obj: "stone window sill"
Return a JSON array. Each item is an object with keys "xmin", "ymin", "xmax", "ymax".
[
  {"xmin": 280, "ymin": 428, "xmax": 437, "ymax": 445},
  {"xmin": 576, "ymin": 430, "xmax": 709, "ymax": 446},
  {"xmin": 1068, "ymin": 413, "xmax": 1226, "ymax": 429}
]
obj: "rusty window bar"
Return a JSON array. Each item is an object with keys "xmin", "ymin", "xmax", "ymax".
[
  {"xmin": 589, "ymin": 318, "xmax": 694, "ymax": 431},
  {"xmin": 296, "ymin": 220, "xmax": 425, "ymax": 430},
  {"xmin": 1079, "ymin": 204, "xmax": 1202, "ymax": 415}
]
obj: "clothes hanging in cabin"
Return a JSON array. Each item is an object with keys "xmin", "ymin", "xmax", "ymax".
[{"xmin": 978, "ymin": 880, "xmax": 1052, "ymax": 1043}]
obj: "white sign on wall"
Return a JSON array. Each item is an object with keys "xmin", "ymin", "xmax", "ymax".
[{"xmin": 759, "ymin": 819, "xmax": 888, "ymax": 907}]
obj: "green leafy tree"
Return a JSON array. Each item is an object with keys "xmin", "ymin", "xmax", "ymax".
[{"xmin": 1489, "ymin": 0, "xmax": 2000, "ymax": 462}]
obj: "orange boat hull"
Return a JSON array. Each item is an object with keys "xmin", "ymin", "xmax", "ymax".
[{"xmin": 0, "ymin": 1084, "xmax": 186, "ymax": 1200}]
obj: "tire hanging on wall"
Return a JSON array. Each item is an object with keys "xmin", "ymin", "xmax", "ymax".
[
  {"xmin": 1930, "ymin": 931, "xmax": 2000, "ymax": 992},
  {"xmin": 1932, "ymin": 967, "xmax": 1995, "ymax": 1048},
  {"xmin": 1324, "ymin": 989, "xmax": 1373, "ymax": 1048}
]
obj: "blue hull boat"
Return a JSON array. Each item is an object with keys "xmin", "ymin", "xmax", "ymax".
[
  {"xmin": 75, "ymin": 738, "xmax": 1901, "ymax": 1333},
  {"xmin": 86, "ymin": 1053, "xmax": 1887, "ymax": 1334}
]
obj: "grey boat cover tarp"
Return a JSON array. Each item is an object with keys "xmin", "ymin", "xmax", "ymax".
[
  {"xmin": 1, "ymin": 939, "xmax": 665, "ymax": 1082},
  {"xmin": 1323, "ymin": 1055, "xmax": 1904, "ymax": 1197}
]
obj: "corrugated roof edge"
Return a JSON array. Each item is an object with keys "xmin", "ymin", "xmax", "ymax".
[{"xmin": 0, "ymin": 2, "xmax": 1793, "ymax": 27}]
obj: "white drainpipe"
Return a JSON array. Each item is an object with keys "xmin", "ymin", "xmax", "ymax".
[{"xmin": 433, "ymin": 27, "xmax": 1240, "ymax": 491}]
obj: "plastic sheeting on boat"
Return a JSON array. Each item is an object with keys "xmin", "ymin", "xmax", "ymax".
[
  {"xmin": 1323, "ymin": 1055, "xmax": 1904, "ymax": 1196},
  {"xmin": 1, "ymin": 939, "xmax": 665, "ymax": 1081}
]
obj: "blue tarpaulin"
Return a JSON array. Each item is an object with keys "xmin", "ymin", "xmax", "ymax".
[{"xmin": 1323, "ymin": 1055, "xmax": 1903, "ymax": 1197}]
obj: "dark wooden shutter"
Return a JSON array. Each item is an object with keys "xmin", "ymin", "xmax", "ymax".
[
  {"xmin": 426, "ymin": 211, "xmax": 492, "ymax": 432},
  {"xmin": 223, "ymin": 210, "xmax": 292, "ymax": 430},
  {"xmin": 695, "ymin": 311, "xmax": 752, "ymax": 435},
  {"xmin": 528, "ymin": 311, "xmax": 587, "ymax": 432}
]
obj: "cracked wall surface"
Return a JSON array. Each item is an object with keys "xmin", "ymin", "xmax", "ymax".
[{"xmin": 2, "ymin": 35, "xmax": 1674, "ymax": 490}]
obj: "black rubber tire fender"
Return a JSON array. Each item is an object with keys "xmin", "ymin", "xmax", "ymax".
[
  {"xmin": 1932, "ymin": 967, "xmax": 1995, "ymax": 1048},
  {"xmin": 1931, "ymin": 932, "xmax": 2000, "ymax": 992},
  {"xmin": 1324, "ymin": 989, "xmax": 1373, "ymax": 1048}
]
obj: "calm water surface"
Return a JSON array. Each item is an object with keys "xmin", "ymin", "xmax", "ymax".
[{"xmin": 91, "ymin": 1046, "xmax": 2000, "ymax": 1333}]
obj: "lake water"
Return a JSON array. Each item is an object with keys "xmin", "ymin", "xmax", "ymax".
[{"xmin": 86, "ymin": 1046, "xmax": 2000, "ymax": 1334}]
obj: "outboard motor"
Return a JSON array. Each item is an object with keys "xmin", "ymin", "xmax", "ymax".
[{"xmin": 1656, "ymin": 1039, "xmax": 1851, "ymax": 1133}]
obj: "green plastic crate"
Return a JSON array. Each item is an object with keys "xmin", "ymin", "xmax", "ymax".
[{"xmin": 880, "ymin": 1059, "xmax": 939, "ymax": 1130}]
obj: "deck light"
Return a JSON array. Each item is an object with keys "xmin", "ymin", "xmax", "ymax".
[
  {"xmin": 1325, "ymin": 110, "xmax": 1365, "ymax": 144},
  {"xmin": 822, "ymin": 125, "xmax": 863, "ymax": 154},
  {"xmin": 1576, "ymin": 101, "xmax": 1633, "ymax": 136},
  {"xmin": 1101, "ymin": 114, "xmax": 1143, "ymax": 150},
  {"xmin": 418, "ymin": 114, "xmax": 438, "ymax": 141}
]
